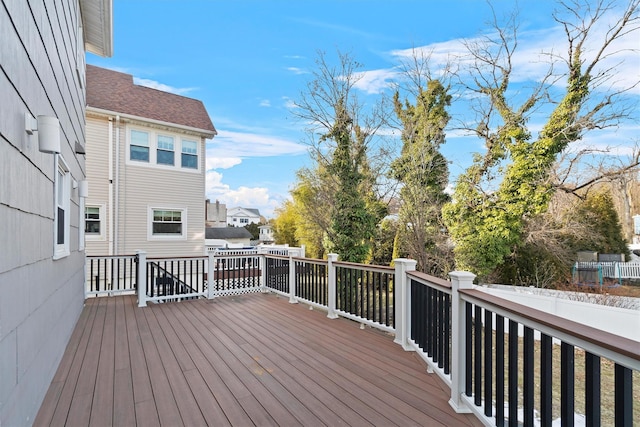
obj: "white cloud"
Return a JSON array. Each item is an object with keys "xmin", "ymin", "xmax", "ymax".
[
  {"xmin": 204, "ymin": 129, "xmax": 306, "ymax": 218},
  {"xmin": 565, "ymin": 126, "xmax": 640, "ymax": 157},
  {"xmin": 353, "ymin": 69, "xmax": 401, "ymax": 94},
  {"xmin": 282, "ymin": 96, "xmax": 297, "ymax": 109},
  {"xmin": 133, "ymin": 77, "xmax": 196, "ymax": 95},
  {"xmin": 259, "ymin": 99, "xmax": 271, "ymax": 107},
  {"xmin": 286, "ymin": 67, "xmax": 309, "ymax": 75},
  {"xmin": 205, "ymin": 170, "xmax": 282, "ymax": 217},
  {"xmin": 206, "ymin": 156, "xmax": 242, "ymax": 170},
  {"xmin": 207, "ymin": 130, "xmax": 307, "ymax": 160},
  {"xmin": 389, "ymin": 9, "xmax": 640, "ymax": 95}
]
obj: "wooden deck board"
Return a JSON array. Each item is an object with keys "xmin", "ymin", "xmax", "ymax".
[{"xmin": 36, "ymin": 293, "xmax": 484, "ymax": 427}]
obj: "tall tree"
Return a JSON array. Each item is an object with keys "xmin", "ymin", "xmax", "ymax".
[
  {"xmin": 391, "ymin": 79, "xmax": 453, "ymax": 275},
  {"xmin": 290, "ymin": 50, "xmax": 389, "ymax": 262},
  {"xmin": 443, "ymin": 0, "xmax": 640, "ymax": 279}
]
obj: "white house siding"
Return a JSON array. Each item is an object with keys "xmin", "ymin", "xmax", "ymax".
[
  {"xmin": 115, "ymin": 120, "xmax": 206, "ymax": 257},
  {"xmin": 0, "ymin": 1, "xmax": 88, "ymax": 425},
  {"xmin": 84, "ymin": 115, "xmax": 110, "ymax": 254}
]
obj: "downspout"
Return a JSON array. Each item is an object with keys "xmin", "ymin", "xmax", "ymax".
[
  {"xmin": 114, "ymin": 115, "xmax": 120, "ymax": 254},
  {"xmin": 108, "ymin": 117, "xmax": 114, "ymax": 256}
]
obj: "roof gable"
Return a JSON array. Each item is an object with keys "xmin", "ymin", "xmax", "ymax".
[
  {"xmin": 228, "ymin": 207, "xmax": 261, "ymax": 217},
  {"xmin": 86, "ymin": 65, "xmax": 216, "ymax": 136}
]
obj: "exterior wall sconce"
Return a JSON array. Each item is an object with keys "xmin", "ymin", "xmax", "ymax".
[
  {"xmin": 78, "ymin": 180, "xmax": 89, "ymax": 198},
  {"xmin": 25, "ymin": 113, "xmax": 61, "ymax": 154}
]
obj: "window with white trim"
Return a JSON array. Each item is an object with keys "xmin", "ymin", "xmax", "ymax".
[
  {"xmin": 157, "ymin": 135, "xmax": 175, "ymax": 165},
  {"xmin": 149, "ymin": 208, "xmax": 187, "ymax": 239},
  {"xmin": 85, "ymin": 205, "xmax": 104, "ymax": 237},
  {"xmin": 127, "ymin": 127, "xmax": 201, "ymax": 172},
  {"xmin": 53, "ymin": 156, "xmax": 70, "ymax": 259},
  {"xmin": 130, "ymin": 130, "xmax": 150, "ymax": 162},
  {"xmin": 181, "ymin": 139, "xmax": 198, "ymax": 169}
]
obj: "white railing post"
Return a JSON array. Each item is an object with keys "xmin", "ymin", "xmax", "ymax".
[
  {"xmin": 300, "ymin": 245, "xmax": 306, "ymax": 258},
  {"xmin": 207, "ymin": 252, "xmax": 215, "ymax": 299},
  {"xmin": 448, "ymin": 270, "xmax": 475, "ymax": 413},
  {"xmin": 136, "ymin": 250, "xmax": 147, "ymax": 307},
  {"xmin": 327, "ymin": 253, "xmax": 339, "ymax": 319},
  {"xmin": 288, "ymin": 253, "xmax": 297, "ymax": 304},
  {"xmin": 393, "ymin": 258, "xmax": 417, "ymax": 350},
  {"xmin": 84, "ymin": 255, "xmax": 89, "ymax": 300}
]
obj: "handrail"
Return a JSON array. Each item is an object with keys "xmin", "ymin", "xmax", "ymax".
[
  {"xmin": 333, "ymin": 260, "xmax": 394, "ymax": 274},
  {"xmin": 407, "ymin": 270, "xmax": 452, "ymax": 292},
  {"xmin": 460, "ymin": 288, "xmax": 640, "ymax": 368}
]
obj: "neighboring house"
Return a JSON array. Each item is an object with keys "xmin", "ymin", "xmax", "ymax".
[
  {"xmin": 84, "ymin": 65, "xmax": 216, "ymax": 257},
  {"xmin": 205, "ymin": 227, "xmax": 253, "ymax": 249},
  {"xmin": 0, "ymin": 2, "xmax": 113, "ymax": 425},
  {"xmin": 206, "ymin": 199, "xmax": 227, "ymax": 228},
  {"xmin": 227, "ymin": 206, "xmax": 261, "ymax": 226},
  {"xmin": 259, "ymin": 225, "xmax": 275, "ymax": 243}
]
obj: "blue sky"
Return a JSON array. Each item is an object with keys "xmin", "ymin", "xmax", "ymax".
[{"xmin": 87, "ymin": 0, "xmax": 639, "ymax": 218}]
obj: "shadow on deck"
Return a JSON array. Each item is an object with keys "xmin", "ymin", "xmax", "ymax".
[{"xmin": 34, "ymin": 293, "xmax": 482, "ymax": 426}]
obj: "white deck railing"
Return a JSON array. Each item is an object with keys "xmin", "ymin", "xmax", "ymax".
[{"xmin": 87, "ymin": 253, "xmax": 639, "ymax": 426}]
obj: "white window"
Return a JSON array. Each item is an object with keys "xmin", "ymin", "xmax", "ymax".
[
  {"xmin": 149, "ymin": 207, "xmax": 187, "ymax": 240},
  {"xmin": 181, "ymin": 139, "xmax": 198, "ymax": 169},
  {"xmin": 240, "ymin": 218, "xmax": 249, "ymax": 224},
  {"xmin": 130, "ymin": 130, "xmax": 150, "ymax": 162},
  {"xmin": 53, "ymin": 156, "xmax": 70, "ymax": 259},
  {"xmin": 127, "ymin": 127, "xmax": 200, "ymax": 172},
  {"xmin": 84, "ymin": 205, "xmax": 105, "ymax": 240},
  {"xmin": 157, "ymin": 135, "xmax": 175, "ymax": 165}
]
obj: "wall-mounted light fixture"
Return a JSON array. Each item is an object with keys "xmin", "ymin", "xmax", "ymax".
[
  {"xmin": 78, "ymin": 180, "xmax": 89, "ymax": 198},
  {"xmin": 25, "ymin": 113, "xmax": 61, "ymax": 154}
]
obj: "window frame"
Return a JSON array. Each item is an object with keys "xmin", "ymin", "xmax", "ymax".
[
  {"xmin": 148, "ymin": 207, "xmax": 187, "ymax": 240},
  {"xmin": 181, "ymin": 139, "xmax": 199, "ymax": 169},
  {"xmin": 84, "ymin": 204, "xmax": 105, "ymax": 240},
  {"xmin": 53, "ymin": 155, "xmax": 71, "ymax": 259},
  {"xmin": 127, "ymin": 126, "xmax": 201, "ymax": 172},
  {"xmin": 156, "ymin": 134, "xmax": 175, "ymax": 166},
  {"xmin": 129, "ymin": 129, "xmax": 150, "ymax": 163}
]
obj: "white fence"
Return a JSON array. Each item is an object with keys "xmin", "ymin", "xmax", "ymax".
[{"xmin": 575, "ymin": 261, "xmax": 640, "ymax": 280}]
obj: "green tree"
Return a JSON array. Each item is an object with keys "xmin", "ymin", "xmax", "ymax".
[
  {"xmin": 391, "ymin": 79, "xmax": 452, "ymax": 275},
  {"xmin": 572, "ymin": 191, "xmax": 630, "ymax": 256},
  {"xmin": 324, "ymin": 100, "xmax": 378, "ymax": 262},
  {"xmin": 244, "ymin": 222, "xmax": 261, "ymax": 240},
  {"xmin": 370, "ymin": 217, "xmax": 398, "ymax": 265},
  {"xmin": 290, "ymin": 50, "xmax": 389, "ymax": 262},
  {"xmin": 272, "ymin": 200, "xmax": 299, "ymax": 246},
  {"xmin": 443, "ymin": 1, "xmax": 639, "ymax": 280}
]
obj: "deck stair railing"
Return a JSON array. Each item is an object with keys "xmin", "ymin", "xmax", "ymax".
[
  {"xmin": 88, "ymin": 252, "xmax": 639, "ymax": 426},
  {"xmin": 146, "ymin": 258, "xmax": 206, "ymax": 303}
]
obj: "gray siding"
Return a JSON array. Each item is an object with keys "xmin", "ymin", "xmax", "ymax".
[{"xmin": 0, "ymin": 1, "xmax": 87, "ymax": 425}]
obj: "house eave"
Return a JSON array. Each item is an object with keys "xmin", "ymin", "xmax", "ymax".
[
  {"xmin": 80, "ymin": 0, "xmax": 113, "ymax": 57},
  {"xmin": 87, "ymin": 106, "xmax": 217, "ymax": 139}
]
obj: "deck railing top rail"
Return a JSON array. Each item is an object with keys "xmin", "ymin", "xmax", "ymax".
[
  {"xmin": 460, "ymin": 288, "xmax": 640, "ymax": 368},
  {"xmin": 407, "ymin": 270, "xmax": 452, "ymax": 292},
  {"xmin": 333, "ymin": 260, "xmax": 394, "ymax": 274}
]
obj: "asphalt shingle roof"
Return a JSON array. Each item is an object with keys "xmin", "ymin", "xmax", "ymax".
[
  {"xmin": 205, "ymin": 227, "xmax": 253, "ymax": 240},
  {"xmin": 86, "ymin": 65, "xmax": 216, "ymax": 136}
]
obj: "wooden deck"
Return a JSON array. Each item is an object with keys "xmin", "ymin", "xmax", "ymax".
[{"xmin": 35, "ymin": 293, "xmax": 483, "ymax": 426}]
